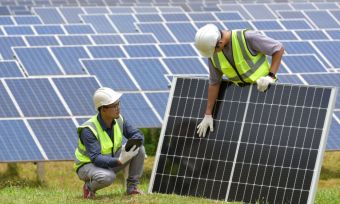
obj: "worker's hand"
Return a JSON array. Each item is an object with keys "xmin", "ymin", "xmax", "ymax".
[
  {"xmin": 197, "ymin": 115, "xmax": 214, "ymax": 137},
  {"xmin": 256, "ymin": 76, "xmax": 276, "ymax": 92},
  {"xmin": 119, "ymin": 145, "xmax": 139, "ymax": 164}
]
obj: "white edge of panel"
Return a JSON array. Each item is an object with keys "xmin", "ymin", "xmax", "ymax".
[
  {"xmin": 148, "ymin": 76, "xmax": 177, "ymax": 193},
  {"xmin": 308, "ymin": 86, "xmax": 338, "ymax": 204}
]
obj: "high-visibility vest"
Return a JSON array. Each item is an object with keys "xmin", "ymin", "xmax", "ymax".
[
  {"xmin": 211, "ymin": 30, "xmax": 270, "ymax": 84},
  {"xmin": 74, "ymin": 114, "xmax": 124, "ymax": 172}
]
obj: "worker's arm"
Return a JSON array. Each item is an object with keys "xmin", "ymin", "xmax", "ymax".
[
  {"xmin": 269, "ymin": 46, "xmax": 285, "ymax": 75},
  {"xmin": 205, "ymin": 83, "xmax": 220, "ymax": 115}
]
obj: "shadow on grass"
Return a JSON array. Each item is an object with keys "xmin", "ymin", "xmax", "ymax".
[
  {"xmin": 320, "ymin": 166, "xmax": 340, "ymax": 180},
  {"xmin": 0, "ymin": 163, "xmax": 42, "ymax": 189}
]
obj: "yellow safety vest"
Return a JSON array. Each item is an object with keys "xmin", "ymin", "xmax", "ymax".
[
  {"xmin": 211, "ymin": 30, "xmax": 270, "ymax": 84},
  {"xmin": 74, "ymin": 114, "xmax": 124, "ymax": 172}
]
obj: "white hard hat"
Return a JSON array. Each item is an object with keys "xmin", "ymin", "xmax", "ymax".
[
  {"xmin": 194, "ymin": 24, "xmax": 221, "ymax": 58},
  {"xmin": 93, "ymin": 87, "xmax": 122, "ymax": 110}
]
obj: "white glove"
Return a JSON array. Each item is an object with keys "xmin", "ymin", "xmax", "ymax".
[
  {"xmin": 196, "ymin": 115, "xmax": 214, "ymax": 137},
  {"xmin": 118, "ymin": 145, "xmax": 139, "ymax": 164},
  {"xmin": 256, "ymin": 76, "xmax": 275, "ymax": 92}
]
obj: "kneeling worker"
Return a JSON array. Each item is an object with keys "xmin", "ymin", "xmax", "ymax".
[{"xmin": 74, "ymin": 87, "xmax": 145, "ymax": 199}]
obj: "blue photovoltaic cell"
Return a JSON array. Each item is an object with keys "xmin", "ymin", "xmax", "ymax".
[
  {"xmin": 0, "ymin": 37, "xmax": 24, "ymax": 59},
  {"xmin": 28, "ymin": 118, "xmax": 77, "ymax": 160},
  {"xmin": 124, "ymin": 45, "xmax": 162, "ymax": 57},
  {"xmin": 0, "ymin": 61, "xmax": 23, "ymax": 77},
  {"xmin": 280, "ymin": 20, "xmax": 312, "ymax": 30},
  {"xmin": 64, "ymin": 25, "xmax": 95, "ymax": 34},
  {"xmin": 76, "ymin": 117, "xmax": 90, "ymax": 125},
  {"xmin": 59, "ymin": 7, "xmax": 84, "ymax": 23},
  {"xmin": 4, "ymin": 26, "xmax": 34, "ymax": 35},
  {"xmin": 223, "ymin": 21, "xmax": 254, "ymax": 30},
  {"xmin": 0, "ymin": 16, "xmax": 14, "ymax": 25},
  {"xmin": 219, "ymin": 5, "xmax": 251, "ymax": 19},
  {"xmin": 0, "ymin": 81, "xmax": 20, "ymax": 117},
  {"xmin": 277, "ymin": 74, "xmax": 304, "ymax": 85},
  {"xmin": 134, "ymin": 7, "xmax": 158, "ymax": 13},
  {"xmin": 51, "ymin": 46, "xmax": 89, "ymax": 74},
  {"xmin": 91, "ymin": 34, "xmax": 124, "ymax": 44},
  {"xmin": 108, "ymin": 7, "xmax": 133, "ymax": 14},
  {"xmin": 314, "ymin": 41, "xmax": 340, "ymax": 68},
  {"xmin": 5, "ymin": 78, "xmax": 69, "ymax": 117},
  {"xmin": 58, "ymin": 35, "xmax": 91, "ymax": 45},
  {"xmin": 88, "ymin": 45, "xmax": 126, "ymax": 58},
  {"xmin": 159, "ymin": 44, "xmax": 197, "ymax": 57},
  {"xmin": 215, "ymin": 12, "xmax": 243, "ymax": 21},
  {"xmin": 81, "ymin": 15, "xmax": 116, "ymax": 33},
  {"xmin": 86, "ymin": 7, "xmax": 110, "ymax": 14},
  {"xmin": 34, "ymin": 8, "xmax": 65, "ymax": 24},
  {"xmin": 167, "ymin": 23, "xmax": 196, "ymax": 42},
  {"xmin": 267, "ymin": 4, "xmax": 292, "ymax": 12},
  {"xmin": 123, "ymin": 59, "xmax": 169, "ymax": 90},
  {"xmin": 295, "ymin": 31, "xmax": 328, "ymax": 40},
  {"xmin": 283, "ymin": 55, "xmax": 327, "ymax": 73},
  {"xmin": 162, "ymin": 13, "xmax": 189, "ymax": 21},
  {"xmin": 146, "ymin": 92, "xmax": 169, "ymax": 118},
  {"xmin": 137, "ymin": 23, "xmax": 176, "ymax": 43},
  {"xmin": 278, "ymin": 11, "xmax": 305, "ymax": 19},
  {"xmin": 189, "ymin": 13, "xmax": 216, "ymax": 21},
  {"xmin": 158, "ymin": 7, "xmax": 183, "ymax": 13},
  {"xmin": 264, "ymin": 31, "xmax": 297, "ymax": 40},
  {"xmin": 53, "ymin": 77, "xmax": 99, "ymax": 116},
  {"xmin": 25, "ymin": 36, "xmax": 59, "ymax": 46},
  {"xmin": 14, "ymin": 47, "xmax": 62, "ymax": 75},
  {"xmin": 244, "ymin": 4, "xmax": 276, "ymax": 19},
  {"xmin": 302, "ymin": 73, "xmax": 340, "ymax": 109},
  {"xmin": 135, "ymin": 14, "xmax": 163, "ymax": 22},
  {"xmin": 120, "ymin": 93, "xmax": 160, "ymax": 128},
  {"xmin": 326, "ymin": 30, "xmax": 340, "ymax": 39},
  {"xmin": 124, "ymin": 34, "xmax": 157, "ymax": 44},
  {"xmin": 291, "ymin": 3, "xmax": 316, "ymax": 10},
  {"xmin": 330, "ymin": 10, "xmax": 340, "ymax": 21},
  {"xmin": 195, "ymin": 22, "xmax": 225, "ymax": 30},
  {"xmin": 252, "ymin": 21, "xmax": 283, "ymax": 30},
  {"xmin": 305, "ymin": 11, "xmax": 339, "ymax": 29},
  {"xmin": 81, "ymin": 59, "xmax": 138, "ymax": 91},
  {"xmin": 109, "ymin": 14, "xmax": 137, "ymax": 33},
  {"xmin": 14, "ymin": 16, "xmax": 42, "ymax": 24},
  {"xmin": 163, "ymin": 58, "xmax": 208, "ymax": 74},
  {"xmin": 0, "ymin": 120, "xmax": 44, "ymax": 162},
  {"xmin": 34, "ymin": 25, "xmax": 65, "ymax": 34},
  {"xmin": 327, "ymin": 120, "xmax": 340, "ymax": 150}
]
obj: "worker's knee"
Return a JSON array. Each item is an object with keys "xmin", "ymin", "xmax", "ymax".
[{"xmin": 95, "ymin": 170, "xmax": 115, "ymax": 186}]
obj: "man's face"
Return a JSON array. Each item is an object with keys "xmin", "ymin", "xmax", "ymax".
[{"xmin": 102, "ymin": 100, "xmax": 120, "ymax": 119}]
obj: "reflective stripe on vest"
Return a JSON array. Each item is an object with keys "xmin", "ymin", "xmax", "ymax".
[
  {"xmin": 74, "ymin": 114, "xmax": 124, "ymax": 171},
  {"xmin": 211, "ymin": 30, "xmax": 270, "ymax": 84}
]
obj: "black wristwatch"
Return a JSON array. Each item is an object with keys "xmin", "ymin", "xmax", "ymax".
[{"xmin": 268, "ymin": 72, "xmax": 277, "ymax": 80}]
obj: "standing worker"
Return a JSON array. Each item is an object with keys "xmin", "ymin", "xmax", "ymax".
[
  {"xmin": 74, "ymin": 87, "xmax": 145, "ymax": 199},
  {"xmin": 195, "ymin": 24, "xmax": 285, "ymax": 137}
]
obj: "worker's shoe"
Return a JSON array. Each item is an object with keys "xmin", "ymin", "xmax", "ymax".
[
  {"xmin": 83, "ymin": 183, "xmax": 95, "ymax": 199},
  {"xmin": 127, "ymin": 186, "xmax": 144, "ymax": 195}
]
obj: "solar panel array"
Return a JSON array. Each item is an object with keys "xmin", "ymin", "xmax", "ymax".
[
  {"xmin": 149, "ymin": 77, "xmax": 337, "ymax": 203},
  {"xmin": 0, "ymin": 0, "xmax": 339, "ymax": 163}
]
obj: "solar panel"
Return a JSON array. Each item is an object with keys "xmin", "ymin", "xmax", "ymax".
[
  {"xmin": 4, "ymin": 25, "xmax": 35, "ymax": 35},
  {"xmin": 14, "ymin": 47, "xmax": 63, "ymax": 75},
  {"xmin": 33, "ymin": 8, "xmax": 65, "ymax": 24},
  {"xmin": 137, "ymin": 23, "xmax": 176, "ymax": 43},
  {"xmin": 34, "ymin": 25, "xmax": 65, "ymax": 35},
  {"xmin": 58, "ymin": 35, "xmax": 91, "ymax": 45},
  {"xmin": 0, "ymin": 61, "xmax": 24, "ymax": 77},
  {"xmin": 215, "ymin": 12, "xmax": 243, "ymax": 21},
  {"xmin": 108, "ymin": 14, "xmax": 137, "ymax": 33},
  {"xmin": 51, "ymin": 46, "xmax": 89, "ymax": 74},
  {"xmin": 277, "ymin": 11, "xmax": 305, "ymax": 19},
  {"xmin": 146, "ymin": 92, "xmax": 169, "ymax": 118},
  {"xmin": 5, "ymin": 78, "xmax": 70, "ymax": 117},
  {"xmin": 25, "ymin": 36, "xmax": 59, "ymax": 46},
  {"xmin": 223, "ymin": 21, "xmax": 254, "ymax": 30},
  {"xmin": 59, "ymin": 7, "xmax": 83, "ymax": 23},
  {"xmin": 159, "ymin": 44, "xmax": 197, "ymax": 57},
  {"xmin": 188, "ymin": 13, "xmax": 216, "ymax": 21},
  {"xmin": 14, "ymin": 16, "xmax": 42, "ymax": 25},
  {"xmin": 252, "ymin": 21, "xmax": 283, "ymax": 30},
  {"xmin": 87, "ymin": 45, "xmax": 126, "ymax": 58},
  {"xmin": 90, "ymin": 34, "xmax": 124, "ymax": 44},
  {"xmin": 163, "ymin": 13, "xmax": 189, "ymax": 22},
  {"xmin": 166, "ymin": 22, "xmax": 196, "ymax": 42},
  {"xmin": 283, "ymin": 55, "xmax": 327, "ymax": 73},
  {"xmin": 123, "ymin": 34, "xmax": 157, "ymax": 44},
  {"xmin": 52, "ymin": 77, "xmax": 99, "ymax": 116},
  {"xmin": 135, "ymin": 14, "xmax": 163, "ymax": 22},
  {"xmin": 0, "ymin": 80, "xmax": 20, "ymax": 117},
  {"xmin": 28, "ymin": 118, "xmax": 77, "ymax": 160},
  {"xmin": 264, "ymin": 31, "xmax": 297, "ymax": 40},
  {"xmin": 0, "ymin": 16, "xmax": 14, "ymax": 25},
  {"xmin": 326, "ymin": 30, "xmax": 340, "ymax": 40},
  {"xmin": 313, "ymin": 41, "xmax": 340, "ymax": 68},
  {"xmin": 63, "ymin": 24, "xmax": 95, "ymax": 34},
  {"xmin": 327, "ymin": 120, "xmax": 340, "ymax": 150},
  {"xmin": 244, "ymin": 4, "xmax": 276, "ymax": 19},
  {"xmin": 149, "ymin": 77, "xmax": 337, "ymax": 203},
  {"xmin": 304, "ymin": 11, "xmax": 339, "ymax": 29},
  {"xmin": 0, "ymin": 120, "xmax": 45, "ymax": 162},
  {"xmin": 124, "ymin": 45, "xmax": 162, "ymax": 57},
  {"xmin": 163, "ymin": 58, "xmax": 208, "ymax": 74},
  {"xmin": 280, "ymin": 20, "xmax": 312, "ymax": 30},
  {"xmin": 81, "ymin": 15, "xmax": 117, "ymax": 33}
]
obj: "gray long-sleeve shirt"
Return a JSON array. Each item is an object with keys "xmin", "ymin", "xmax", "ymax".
[
  {"xmin": 209, "ymin": 30, "xmax": 283, "ymax": 85},
  {"xmin": 79, "ymin": 114, "xmax": 144, "ymax": 169}
]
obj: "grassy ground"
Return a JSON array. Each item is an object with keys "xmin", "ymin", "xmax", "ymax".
[{"xmin": 0, "ymin": 152, "xmax": 339, "ymax": 204}]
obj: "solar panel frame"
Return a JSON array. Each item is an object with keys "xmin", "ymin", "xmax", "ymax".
[{"xmin": 149, "ymin": 77, "xmax": 337, "ymax": 204}]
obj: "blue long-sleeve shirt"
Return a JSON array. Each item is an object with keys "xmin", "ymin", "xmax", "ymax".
[{"xmin": 79, "ymin": 114, "xmax": 144, "ymax": 169}]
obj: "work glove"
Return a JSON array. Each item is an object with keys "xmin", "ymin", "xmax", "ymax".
[
  {"xmin": 256, "ymin": 76, "xmax": 276, "ymax": 92},
  {"xmin": 196, "ymin": 115, "xmax": 214, "ymax": 137},
  {"xmin": 119, "ymin": 145, "xmax": 139, "ymax": 164}
]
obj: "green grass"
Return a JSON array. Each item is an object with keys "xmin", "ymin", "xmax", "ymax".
[{"xmin": 0, "ymin": 152, "xmax": 339, "ymax": 204}]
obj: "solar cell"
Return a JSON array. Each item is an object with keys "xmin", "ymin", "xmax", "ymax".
[
  {"xmin": 162, "ymin": 13, "xmax": 190, "ymax": 22},
  {"xmin": 81, "ymin": 59, "xmax": 138, "ymax": 91},
  {"xmin": 137, "ymin": 23, "xmax": 176, "ymax": 43},
  {"xmin": 166, "ymin": 22, "xmax": 196, "ymax": 42},
  {"xmin": 34, "ymin": 25, "xmax": 65, "ymax": 35},
  {"xmin": 90, "ymin": 34, "xmax": 124, "ymax": 44},
  {"xmin": 58, "ymin": 35, "xmax": 91, "ymax": 45},
  {"xmin": 123, "ymin": 34, "xmax": 157, "ymax": 44},
  {"xmin": 295, "ymin": 31, "xmax": 328, "ymax": 40},
  {"xmin": 146, "ymin": 92, "xmax": 169, "ymax": 118},
  {"xmin": 135, "ymin": 14, "xmax": 163, "ymax": 22},
  {"xmin": 34, "ymin": 7, "xmax": 65, "ymax": 24},
  {"xmin": 14, "ymin": 47, "xmax": 63, "ymax": 75},
  {"xmin": 244, "ymin": 4, "xmax": 276, "ymax": 19},
  {"xmin": 51, "ymin": 46, "xmax": 89, "ymax": 74},
  {"xmin": 305, "ymin": 11, "xmax": 339, "ymax": 29},
  {"xmin": 53, "ymin": 77, "xmax": 99, "ymax": 116},
  {"xmin": 4, "ymin": 26, "xmax": 35, "ymax": 35},
  {"xmin": 223, "ymin": 21, "xmax": 254, "ymax": 30},
  {"xmin": 0, "ymin": 61, "xmax": 24, "ymax": 77},
  {"xmin": 87, "ymin": 45, "xmax": 126, "ymax": 58},
  {"xmin": 124, "ymin": 45, "xmax": 162, "ymax": 57},
  {"xmin": 5, "ymin": 78, "xmax": 69, "ymax": 117},
  {"xmin": 280, "ymin": 20, "xmax": 312, "ymax": 30},
  {"xmin": 159, "ymin": 44, "xmax": 197, "ymax": 57},
  {"xmin": 283, "ymin": 55, "xmax": 327, "ymax": 73},
  {"xmin": 215, "ymin": 12, "xmax": 243, "ymax": 21},
  {"xmin": 163, "ymin": 58, "xmax": 208, "ymax": 74},
  {"xmin": 25, "ymin": 36, "xmax": 59, "ymax": 46},
  {"xmin": 14, "ymin": 16, "xmax": 42, "ymax": 25},
  {"xmin": 0, "ymin": 80, "xmax": 20, "ymax": 117},
  {"xmin": 81, "ymin": 15, "xmax": 117, "ymax": 33},
  {"xmin": 252, "ymin": 21, "xmax": 283, "ymax": 30},
  {"xmin": 264, "ymin": 31, "xmax": 297, "ymax": 40},
  {"xmin": 0, "ymin": 120, "xmax": 45, "ymax": 162},
  {"xmin": 189, "ymin": 13, "xmax": 216, "ymax": 21},
  {"xmin": 0, "ymin": 16, "xmax": 15, "ymax": 25},
  {"xmin": 28, "ymin": 118, "xmax": 77, "ymax": 160},
  {"xmin": 63, "ymin": 24, "xmax": 96, "ymax": 34},
  {"xmin": 150, "ymin": 77, "xmax": 336, "ymax": 203}
]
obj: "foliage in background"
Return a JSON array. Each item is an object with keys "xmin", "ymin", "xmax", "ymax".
[{"xmin": 141, "ymin": 128, "xmax": 161, "ymax": 156}]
